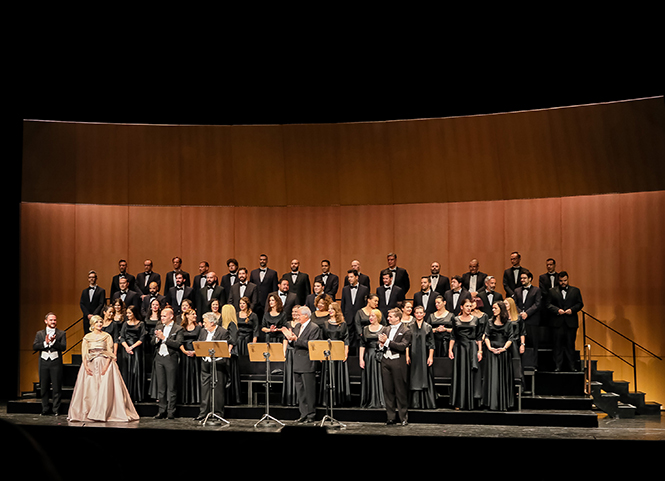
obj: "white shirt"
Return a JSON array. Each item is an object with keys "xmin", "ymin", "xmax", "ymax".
[
  {"xmin": 158, "ymin": 322, "xmax": 173, "ymax": 356},
  {"xmin": 41, "ymin": 327, "xmax": 59, "ymax": 361},
  {"xmin": 383, "ymin": 324, "xmax": 401, "ymax": 360}
]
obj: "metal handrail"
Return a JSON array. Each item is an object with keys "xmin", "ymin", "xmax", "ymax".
[{"xmin": 582, "ymin": 310, "xmax": 662, "ymax": 393}]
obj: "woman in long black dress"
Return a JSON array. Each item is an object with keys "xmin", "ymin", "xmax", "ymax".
[
  {"xmin": 318, "ymin": 302, "xmax": 351, "ymax": 407},
  {"xmin": 354, "ymin": 293, "xmax": 380, "ymax": 346},
  {"xmin": 221, "ymin": 304, "xmax": 241, "ymax": 405},
  {"xmin": 504, "ymin": 297, "xmax": 525, "ymax": 386},
  {"xmin": 101, "ymin": 305, "xmax": 119, "ymax": 358},
  {"xmin": 119, "ymin": 305, "xmax": 146, "ymax": 402},
  {"xmin": 483, "ymin": 301, "xmax": 517, "ymax": 411},
  {"xmin": 179, "ymin": 308, "xmax": 202, "ymax": 405},
  {"xmin": 236, "ymin": 296, "xmax": 259, "ymax": 356},
  {"xmin": 407, "ymin": 305, "xmax": 437, "ymax": 409},
  {"xmin": 358, "ymin": 308, "xmax": 385, "ymax": 408},
  {"xmin": 449, "ymin": 298, "xmax": 484, "ymax": 410},
  {"xmin": 428, "ymin": 295, "xmax": 453, "ymax": 357}
]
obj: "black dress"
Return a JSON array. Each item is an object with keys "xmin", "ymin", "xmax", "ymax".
[
  {"xmin": 118, "ymin": 320, "xmax": 147, "ymax": 402},
  {"xmin": 318, "ymin": 321, "xmax": 351, "ymax": 407},
  {"xmin": 408, "ymin": 320, "xmax": 437, "ymax": 409},
  {"xmin": 449, "ymin": 315, "xmax": 483, "ymax": 410},
  {"xmin": 236, "ymin": 312, "xmax": 259, "ymax": 356},
  {"xmin": 509, "ymin": 318, "xmax": 525, "ymax": 385},
  {"xmin": 360, "ymin": 325, "xmax": 385, "ymax": 408},
  {"xmin": 282, "ymin": 320, "xmax": 298, "ymax": 406},
  {"xmin": 179, "ymin": 324, "xmax": 202, "ymax": 404},
  {"xmin": 428, "ymin": 311, "xmax": 453, "ymax": 357},
  {"xmin": 261, "ymin": 311, "xmax": 286, "ymax": 343},
  {"xmin": 482, "ymin": 320, "xmax": 517, "ymax": 411}
]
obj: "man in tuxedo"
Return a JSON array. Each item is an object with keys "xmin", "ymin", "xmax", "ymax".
[
  {"xmin": 503, "ymin": 251, "xmax": 527, "ymax": 298},
  {"xmin": 249, "ymin": 253, "xmax": 279, "ymax": 319},
  {"xmin": 476, "ymin": 276, "xmax": 503, "ymax": 318},
  {"xmin": 305, "ymin": 279, "xmax": 326, "ymax": 313},
  {"xmin": 547, "ymin": 271, "xmax": 584, "ymax": 372},
  {"xmin": 539, "ymin": 258, "xmax": 559, "ymax": 328},
  {"xmin": 228, "ymin": 267, "xmax": 258, "ymax": 312},
  {"xmin": 193, "ymin": 261, "xmax": 211, "ymax": 308},
  {"xmin": 344, "ymin": 259, "xmax": 371, "ymax": 291},
  {"xmin": 80, "ymin": 270, "xmax": 106, "ymax": 322},
  {"xmin": 462, "ymin": 258, "xmax": 488, "ymax": 297},
  {"xmin": 33, "ymin": 312, "xmax": 66, "ymax": 416},
  {"xmin": 281, "ymin": 306, "xmax": 321, "ymax": 423},
  {"xmin": 429, "ymin": 261, "xmax": 450, "ymax": 297},
  {"xmin": 198, "ymin": 272, "xmax": 226, "ymax": 319},
  {"xmin": 136, "ymin": 259, "xmax": 161, "ymax": 297},
  {"xmin": 166, "ymin": 272, "xmax": 195, "ymax": 316},
  {"xmin": 381, "ymin": 252, "xmax": 410, "ymax": 296},
  {"xmin": 152, "ymin": 307, "xmax": 184, "ymax": 419},
  {"xmin": 164, "ymin": 256, "xmax": 190, "ymax": 293},
  {"xmin": 273, "ymin": 278, "xmax": 298, "ymax": 322},
  {"xmin": 444, "ymin": 275, "xmax": 472, "ymax": 316},
  {"xmin": 513, "ymin": 269, "xmax": 542, "ymax": 369},
  {"xmin": 111, "ymin": 277, "xmax": 141, "ymax": 315},
  {"xmin": 110, "ymin": 259, "xmax": 140, "ymax": 299},
  {"xmin": 377, "ymin": 269, "xmax": 405, "ymax": 321},
  {"xmin": 282, "ymin": 258, "xmax": 311, "ymax": 305},
  {"xmin": 220, "ymin": 258, "xmax": 240, "ymax": 301},
  {"xmin": 413, "ymin": 276, "xmax": 437, "ymax": 317},
  {"xmin": 195, "ymin": 312, "xmax": 232, "ymax": 423},
  {"xmin": 314, "ymin": 259, "xmax": 339, "ymax": 300},
  {"xmin": 341, "ymin": 269, "xmax": 369, "ymax": 353},
  {"xmin": 141, "ymin": 281, "xmax": 166, "ymax": 319},
  {"xmin": 379, "ymin": 308, "xmax": 412, "ymax": 425}
]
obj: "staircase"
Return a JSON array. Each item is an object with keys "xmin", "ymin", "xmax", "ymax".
[{"xmin": 589, "ymin": 359, "xmax": 662, "ymax": 418}]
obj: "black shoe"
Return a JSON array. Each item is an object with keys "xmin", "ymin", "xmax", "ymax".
[
  {"xmin": 154, "ymin": 412, "xmax": 167, "ymax": 419},
  {"xmin": 167, "ymin": 414, "xmax": 175, "ymax": 419},
  {"xmin": 386, "ymin": 420, "xmax": 396, "ymax": 426}
]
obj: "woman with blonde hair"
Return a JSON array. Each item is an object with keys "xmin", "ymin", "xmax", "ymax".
[
  {"xmin": 505, "ymin": 297, "xmax": 525, "ymax": 385},
  {"xmin": 221, "ymin": 304, "xmax": 241, "ymax": 404},
  {"xmin": 68, "ymin": 315, "xmax": 139, "ymax": 422}
]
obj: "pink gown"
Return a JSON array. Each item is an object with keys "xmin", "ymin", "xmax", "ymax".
[{"xmin": 67, "ymin": 331, "xmax": 140, "ymax": 422}]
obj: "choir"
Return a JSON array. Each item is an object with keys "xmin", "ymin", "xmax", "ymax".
[{"xmin": 69, "ymin": 252, "xmax": 582, "ymax": 419}]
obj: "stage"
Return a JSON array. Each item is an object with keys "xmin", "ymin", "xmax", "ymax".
[{"xmin": 2, "ymin": 401, "xmax": 662, "ymax": 480}]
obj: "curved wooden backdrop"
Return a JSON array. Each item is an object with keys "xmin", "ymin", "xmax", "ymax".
[{"xmin": 18, "ymin": 97, "xmax": 665, "ymax": 405}]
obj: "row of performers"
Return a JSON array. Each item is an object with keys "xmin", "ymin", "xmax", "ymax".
[{"xmin": 89, "ymin": 290, "xmax": 521, "ymax": 419}]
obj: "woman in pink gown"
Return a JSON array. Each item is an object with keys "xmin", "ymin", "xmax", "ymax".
[{"xmin": 68, "ymin": 315, "xmax": 140, "ymax": 422}]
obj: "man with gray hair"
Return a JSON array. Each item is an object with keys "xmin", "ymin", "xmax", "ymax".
[{"xmin": 282, "ymin": 305, "xmax": 321, "ymax": 423}]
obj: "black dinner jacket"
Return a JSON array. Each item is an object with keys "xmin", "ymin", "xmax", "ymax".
[
  {"xmin": 462, "ymin": 271, "xmax": 488, "ymax": 294},
  {"xmin": 111, "ymin": 289, "xmax": 142, "ymax": 315},
  {"xmin": 111, "ymin": 272, "xmax": 140, "ymax": 299},
  {"xmin": 166, "ymin": 285, "xmax": 195, "ymax": 315},
  {"xmin": 380, "ymin": 267, "xmax": 411, "ymax": 296},
  {"xmin": 538, "ymin": 271, "xmax": 559, "ymax": 295},
  {"xmin": 379, "ymin": 323, "xmax": 412, "ymax": 361},
  {"xmin": 443, "ymin": 288, "xmax": 472, "ymax": 316},
  {"xmin": 249, "ymin": 267, "xmax": 279, "ymax": 311},
  {"xmin": 80, "ymin": 285, "xmax": 107, "ymax": 319},
  {"xmin": 141, "ymin": 293, "xmax": 166, "ymax": 319},
  {"xmin": 344, "ymin": 272, "xmax": 371, "ymax": 292},
  {"xmin": 152, "ymin": 321, "xmax": 184, "ymax": 358},
  {"xmin": 341, "ymin": 283, "xmax": 369, "ymax": 325},
  {"xmin": 271, "ymin": 290, "xmax": 298, "ymax": 322},
  {"xmin": 476, "ymin": 290, "xmax": 504, "ymax": 318},
  {"xmin": 413, "ymin": 289, "xmax": 438, "ymax": 317},
  {"xmin": 376, "ymin": 284, "xmax": 405, "ymax": 320},
  {"xmin": 314, "ymin": 272, "xmax": 340, "ymax": 300},
  {"xmin": 164, "ymin": 270, "xmax": 191, "ymax": 293},
  {"xmin": 282, "ymin": 271, "xmax": 311, "ymax": 305},
  {"xmin": 513, "ymin": 285, "xmax": 542, "ymax": 326},
  {"xmin": 136, "ymin": 271, "xmax": 162, "ymax": 295},
  {"xmin": 430, "ymin": 274, "xmax": 450, "ymax": 297},
  {"xmin": 547, "ymin": 286, "xmax": 584, "ymax": 328},
  {"xmin": 290, "ymin": 320, "xmax": 321, "ymax": 373},
  {"xmin": 197, "ymin": 325, "xmax": 231, "ymax": 365},
  {"xmin": 228, "ymin": 281, "xmax": 259, "ymax": 313},
  {"xmin": 33, "ymin": 328, "xmax": 67, "ymax": 363},
  {"xmin": 503, "ymin": 266, "xmax": 527, "ymax": 298},
  {"xmin": 198, "ymin": 285, "xmax": 227, "ymax": 318}
]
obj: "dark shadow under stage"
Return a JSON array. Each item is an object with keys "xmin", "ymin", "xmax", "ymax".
[{"xmin": 3, "ymin": 401, "xmax": 663, "ymax": 480}]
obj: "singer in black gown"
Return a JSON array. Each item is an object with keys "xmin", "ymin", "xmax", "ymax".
[
  {"xmin": 118, "ymin": 306, "xmax": 146, "ymax": 402},
  {"xmin": 359, "ymin": 309, "xmax": 385, "ymax": 408},
  {"xmin": 449, "ymin": 298, "xmax": 484, "ymax": 410},
  {"xmin": 318, "ymin": 302, "xmax": 351, "ymax": 407},
  {"xmin": 482, "ymin": 301, "xmax": 517, "ymax": 411}
]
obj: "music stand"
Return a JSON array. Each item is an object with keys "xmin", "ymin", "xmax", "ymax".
[
  {"xmin": 248, "ymin": 342, "xmax": 285, "ymax": 428},
  {"xmin": 193, "ymin": 340, "xmax": 230, "ymax": 427},
  {"xmin": 309, "ymin": 339, "xmax": 346, "ymax": 429}
]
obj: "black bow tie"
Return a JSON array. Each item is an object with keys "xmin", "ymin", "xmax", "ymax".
[
  {"xmin": 89, "ymin": 286, "xmax": 96, "ymax": 290},
  {"xmin": 350, "ymin": 286, "xmax": 357, "ymax": 289},
  {"xmin": 177, "ymin": 287, "xmax": 184, "ymax": 290},
  {"xmin": 524, "ymin": 286, "xmax": 530, "ymax": 291},
  {"xmin": 260, "ymin": 269, "xmax": 266, "ymax": 272}
]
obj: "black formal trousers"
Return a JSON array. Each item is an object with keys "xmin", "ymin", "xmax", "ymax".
[
  {"xmin": 199, "ymin": 359, "xmax": 227, "ymax": 417},
  {"xmin": 39, "ymin": 358, "xmax": 63, "ymax": 414},
  {"xmin": 154, "ymin": 354, "xmax": 179, "ymax": 416},
  {"xmin": 381, "ymin": 357, "xmax": 409, "ymax": 423}
]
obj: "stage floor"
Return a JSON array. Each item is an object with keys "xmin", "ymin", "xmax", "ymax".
[{"xmin": 2, "ymin": 402, "xmax": 663, "ymax": 442}]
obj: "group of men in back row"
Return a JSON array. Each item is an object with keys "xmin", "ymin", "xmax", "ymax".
[{"xmin": 79, "ymin": 251, "xmax": 583, "ymax": 373}]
